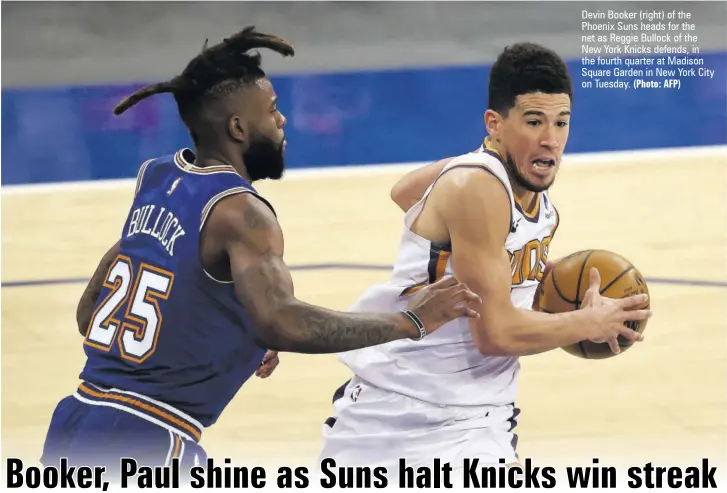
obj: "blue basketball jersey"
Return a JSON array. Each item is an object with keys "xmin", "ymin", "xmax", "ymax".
[{"xmin": 79, "ymin": 148, "xmax": 270, "ymax": 438}]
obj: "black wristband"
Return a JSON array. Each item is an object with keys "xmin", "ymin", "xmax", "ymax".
[{"xmin": 401, "ymin": 309, "xmax": 426, "ymax": 341}]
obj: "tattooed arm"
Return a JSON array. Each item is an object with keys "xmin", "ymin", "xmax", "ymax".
[
  {"xmin": 203, "ymin": 193, "xmax": 479, "ymax": 354},
  {"xmin": 77, "ymin": 240, "xmax": 121, "ymax": 335}
]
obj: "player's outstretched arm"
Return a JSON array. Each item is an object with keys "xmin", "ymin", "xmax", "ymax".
[
  {"xmin": 208, "ymin": 193, "xmax": 480, "ymax": 354},
  {"xmin": 436, "ymin": 169, "xmax": 649, "ymax": 356},
  {"xmin": 390, "ymin": 157, "xmax": 453, "ymax": 212},
  {"xmin": 76, "ymin": 240, "xmax": 121, "ymax": 335}
]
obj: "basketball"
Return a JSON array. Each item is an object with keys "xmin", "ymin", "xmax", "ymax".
[{"xmin": 534, "ymin": 249, "xmax": 650, "ymax": 359}]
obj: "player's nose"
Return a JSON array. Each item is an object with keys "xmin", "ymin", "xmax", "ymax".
[{"xmin": 539, "ymin": 126, "xmax": 559, "ymax": 149}]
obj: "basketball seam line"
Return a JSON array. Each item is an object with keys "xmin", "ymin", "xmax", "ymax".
[
  {"xmin": 549, "ymin": 261, "xmax": 586, "ymax": 357},
  {"xmin": 550, "ymin": 269, "xmax": 576, "ymax": 305},
  {"xmin": 599, "ymin": 266, "xmax": 635, "ymax": 295},
  {"xmin": 573, "ymin": 251, "xmax": 594, "ymax": 359},
  {"xmin": 574, "ymin": 250, "xmax": 595, "ymax": 309}
]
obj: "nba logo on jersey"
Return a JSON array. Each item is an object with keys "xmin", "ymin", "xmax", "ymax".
[
  {"xmin": 543, "ymin": 194, "xmax": 553, "ymax": 219},
  {"xmin": 167, "ymin": 177, "xmax": 182, "ymax": 195},
  {"xmin": 350, "ymin": 385, "xmax": 362, "ymax": 402}
]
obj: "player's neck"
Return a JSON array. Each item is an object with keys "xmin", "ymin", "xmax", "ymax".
[
  {"xmin": 511, "ymin": 186, "xmax": 539, "ymax": 215},
  {"xmin": 484, "ymin": 137, "xmax": 540, "ymax": 214},
  {"xmin": 194, "ymin": 147, "xmax": 252, "ymax": 182}
]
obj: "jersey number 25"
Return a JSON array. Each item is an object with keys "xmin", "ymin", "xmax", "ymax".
[{"xmin": 84, "ymin": 254, "xmax": 174, "ymax": 363}]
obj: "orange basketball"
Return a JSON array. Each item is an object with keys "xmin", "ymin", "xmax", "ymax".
[{"xmin": 534, "ymin": 249, "xmax": 650, "ymax": 359}]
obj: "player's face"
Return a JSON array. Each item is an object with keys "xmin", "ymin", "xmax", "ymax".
[
  {"xmin": 243, "ymin": 78, "xmax": 288, "ymax": 182},
  {"xmin": 491, "ymin": 92, "xmax": 571, "ymax": 193}
]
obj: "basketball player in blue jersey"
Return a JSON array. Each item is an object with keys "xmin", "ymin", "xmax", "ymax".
[{"xmin": 39, "ymin": 27, "xmax": 481, "ymax": 481}]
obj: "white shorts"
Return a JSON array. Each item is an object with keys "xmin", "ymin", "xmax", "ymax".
[{"xmin": 318, "ymin": 375, "xmax": 520, "ymax": 478}]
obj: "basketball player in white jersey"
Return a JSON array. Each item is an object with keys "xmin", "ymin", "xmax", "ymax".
[{"xmin": 317, "ymin": 43, "xmax": 650, "ymax": 476}]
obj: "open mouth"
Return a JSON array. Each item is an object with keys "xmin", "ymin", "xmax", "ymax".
[{"xmin": 532, "ymin": 158, "xmax": 555, "ymax": 171}]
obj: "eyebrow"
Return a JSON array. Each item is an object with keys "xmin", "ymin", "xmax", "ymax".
[{"xmin": 523, "ymin": 110, "xmax": 571, "ymax": 117}]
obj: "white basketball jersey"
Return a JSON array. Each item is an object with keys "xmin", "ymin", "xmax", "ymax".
[{"xmin": 339, "ymin": 141, "xmax": 560, "ymax": 407}]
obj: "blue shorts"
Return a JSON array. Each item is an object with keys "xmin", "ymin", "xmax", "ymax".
[{"xmin": 41, "ymin": 383, "xmax": 207, "ymax": 483}]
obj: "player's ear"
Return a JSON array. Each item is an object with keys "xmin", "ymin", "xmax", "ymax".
[
  {"xmin": 484, "ymin": 109, "xmax": 501, "ymax": 138},
  {"xmin": 228, "ymin": 116, "xmax": 246, "ymax": 144}
]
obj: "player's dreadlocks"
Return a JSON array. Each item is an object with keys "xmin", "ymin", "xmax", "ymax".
[{"xmin": 113, "ymin": 26, "xmax": 294, "ymax": 118}]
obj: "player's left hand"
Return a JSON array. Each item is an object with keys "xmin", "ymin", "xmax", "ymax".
[
  {"xmin": 256, "ymin": 350, "xmax": 279, "ymax": 378},
  {"xmin": 581, "ymin": 268, "xmax": 644, "ymax": 354}
]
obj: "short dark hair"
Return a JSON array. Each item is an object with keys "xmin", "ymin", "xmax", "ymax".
[
  {"xmin": 113, "ymin": 26, "xmax": 294, "ymax": 122},
  {"xmin": 487, "ymin": 42, "xmax": 572, "ymax": 115}
]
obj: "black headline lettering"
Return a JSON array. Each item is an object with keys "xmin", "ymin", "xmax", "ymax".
[
  {"xmin": 6, "ymin": 458, "xmax": 107, "ymax": 490},
  {"xmin": 277, "ymin": 466, "xmax": 309, "ymax": 488},
  {"xmin": 8, "ymin": 455, "xmax": 717, "ymax": 490},
  {"xmin": 319, "ymin": 458, "xmax": 388, "ymax": 488},
  {"xmin": 567, "ymin": 458, "xmax": 616, "ymax": 488},
  {"xmin": 464, "ymin": 458, "xmax": 556, "ymax": 488},
  {"xmin": 399, "ymin": 458, "xmax": 453, "ymax": 488},
  {"xmin": 120, "ymin": 458, "xmax": 181, "ymax": 488},
  {"xmin": 188, "ymin": 458, "xmax": 266, "ymax": 488},
  {"xmin": 628, "ymin": 459, "xmax": 717, "ymax": 489}
]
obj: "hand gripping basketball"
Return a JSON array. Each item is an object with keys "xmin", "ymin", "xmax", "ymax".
[
  {"xmin": 405, "ymin": 277, "xmax": 481, "ymax": 337},
  {"xmin": 580, "ymin": 267, "xmax": 651, "ymax": 354}
]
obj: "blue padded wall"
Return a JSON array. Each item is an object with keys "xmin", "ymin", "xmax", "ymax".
[{"xmin": 2, "ymin": 52, "xmax": 725, "ymax": 186}]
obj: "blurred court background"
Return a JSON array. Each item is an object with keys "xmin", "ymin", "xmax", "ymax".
[{"xmin": 2, "ymin": 0, "xmax": 726, "ymax": 483}]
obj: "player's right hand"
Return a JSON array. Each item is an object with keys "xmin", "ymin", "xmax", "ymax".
[
  {"xmin": 405, "ymin": 276, "xmax": 481, "ymax": 336},
  {"xmin": 580, "ymin": 267, "xmax": 651, "ymax": 354}
]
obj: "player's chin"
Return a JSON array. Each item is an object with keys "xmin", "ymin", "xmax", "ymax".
[
  {"xmin": 268, "ymin": 166, "xmax": 285, "ymax": 181},
  {"xmin": 523, "ymin": 174, "xmax": 555, "ymax": 192},
  {"xmin": 530, "ymin": 162, "xmax": 558, "ymax": 184}
]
